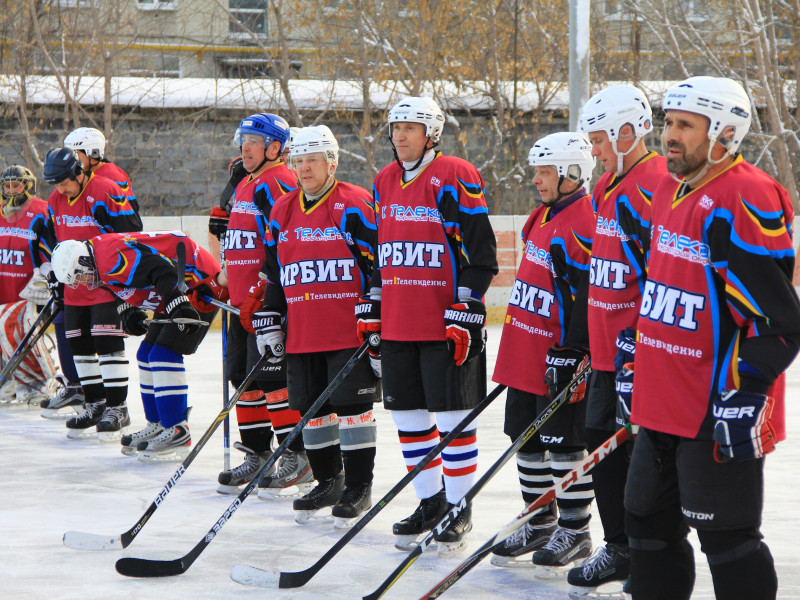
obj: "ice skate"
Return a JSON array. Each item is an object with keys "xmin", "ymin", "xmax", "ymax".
[
  {"xmin": 96, "ymin": 402, "xmax": 131, "ymax": 442},
  {"xmin": 13, "ymin": 382, "xmax": 50, "ymax": 407},
  {"xmin": 39, "ymin": 378, "xmax": 84, "ymax": 419},
  {"xmin": 332, "ymin": 483, "xmax": 372, "ymax": 529},
  {"xmin": 433, "ymin": 502, "xmax": 472, "ymax": 557},
  {"xmin": 292, "ymin": 473, "xmax": 344, "ymax": 524},
  {"xmin": 567, "ymin": 543, "xmax": 630, "ymax": 599},
  {"xmin": 392, "ymin": 489, "xmax": 449, "ymax": 551},
  {"xmin": 257, "ymin": 449, "xmax": 314, "ymax": 499},
  {"xmin": 217, "ymin": 442, "xmax": 274, "ymax": 494},
  {"xmin": 137, "ymin": 421, "xmax": 191, "ymax": 462},
  {"xmin": 120, "ymin": 421, "xmax": 163, "ymax": 456},
  {"xmin": 65, "ymin": 401, "xmax": 106, "ymax": 439},
  {"xmin": 490, "ymin": 503, "xmax": 558, "ymax": 567},
  {"xmin": 532, "ymin": 525, "xmax": 592, "ymax": 578}
]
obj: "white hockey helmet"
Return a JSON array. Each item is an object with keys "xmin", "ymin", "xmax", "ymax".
[
  {"xmin": 579, "ymin": 85, "xmax": 653, "ymax": 141},
  {"xmin": 64, "ymin": 127, "xmax": 106, "ymax": 160},
  {"xmin": 528, "ymin": 132, "xmax": 595, "ymax": 185},
  {"xmin": 51, "ymin": 240, "xmax": 99, "ymax": 289},
  {"xmin": 388, "ymin": 97, "xmax": 445, "ymax": 143},
  {"xmin": 290, "ymin": 125, "xmax": 339, "ymax": 165},
  {"xmin": 663, "ymin": 76, "xmax": 752, "ymax": 155}
]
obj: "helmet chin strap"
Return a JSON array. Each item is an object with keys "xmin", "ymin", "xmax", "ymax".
[
  {"xmin": 542, "ymin": 176, "xmax": 578, "ymax": 206},
  {"xmin": 612, "ymin": 137, "xmax": 640, "ymax": 176},
  {"xmin": 390, "ymin": 136, "xmax": 435, "ymax": 172}
]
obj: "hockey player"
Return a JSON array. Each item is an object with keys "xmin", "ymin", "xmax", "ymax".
[
  {"xmin": 211, "ymin": 113, "xmax": 309, "ymax": 495},
  {"xmin": 363, "ymin": 97, "xmax": 498, "ymax": 554},
  {"xmin": 622, "ymin": 76, "xmax": 800, "ymax": 600},
  {"xmin": 490, "ymin": 132, "xmax": 595, "ymax": 574},
  {"xmin": 254, "ymin": 125, "xmax": 380, "ymax": 527},
  {"xmin": 42, "ymin": 148, "xmax": 142, "ymax": 441},
  {"xmin": 50, "ymin": 231, "xmax": 218, "ymax": 460},
  {"xmin": 0, "ymin": 165, "xmax": 58, "ymax": 405},
  {"xmin": 562, "ymin": 85, "xmax": 666, "ymax": 596}
]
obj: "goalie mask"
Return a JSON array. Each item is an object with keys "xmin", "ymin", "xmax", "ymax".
[
  {"xmin": 1, "ymin": 165, "xmax": 37, "ymax": 216},
  {"xmin": 51, "ymin": 240, "xmax": 99, "ymax": 289}
]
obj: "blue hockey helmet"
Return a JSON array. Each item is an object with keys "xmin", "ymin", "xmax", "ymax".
[
  {"xmin": 43, "ymin": 148, "xmax": 83, "ymax": 184},
  {"xmin": 234, "ymin": 113, "xmax": 291, "ymax": 152}
]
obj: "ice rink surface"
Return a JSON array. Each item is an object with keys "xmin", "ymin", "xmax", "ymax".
[{"xmin": 1, "ymin": 326, "xmax": 798, "ymax": 599}]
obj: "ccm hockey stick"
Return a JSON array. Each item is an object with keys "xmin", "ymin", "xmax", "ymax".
[
  {"xmin": 362, "ymin": 361, "xmax": 594, "ymax": 600},
  {"xmin": 115, "ymin": 341, "xmax": 369, "ymax": 577},
  {"xmin": 62, "ymin": 351, "xmax": 275, "ymax": 551},
  {"xmin": 0, "ymin": 296, "xmax": 61, "ymax": 388},
  {"xmin": 230, "ymin": 382, "xmax": 511, "ymax": 589},
  {"xmin": 418, "ymin": 423, "xmax": 636, "ymax": 600}
]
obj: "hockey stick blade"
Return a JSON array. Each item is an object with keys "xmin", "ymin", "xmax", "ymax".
[
  {"xmin": 115, "ymin": 342, "xmax": 369, "ymax": 578},
  {"xmin": 229, "ymin": 564, "xmax": 279, "ymax": 588},
  {"xmin": 144, "ymin": 317, "xmax": 210, "ymax": 326},
  {"xmin": 63, "ymin": 354, "xmax": 273, "ymax": 552}
]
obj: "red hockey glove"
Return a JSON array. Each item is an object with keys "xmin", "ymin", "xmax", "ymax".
[
  {"xmin": 444, "ymin": 300, "xmax": 486, "ymax": 367},
  {"xmin": 188, "ymin": 273, "xmax": 229, "ymax": 313},
  {"xmin": 208, "ymin": 206, "xmax": 229, "ymax": 242},
  {"xmin": 613, "ymin": 327, "xmax": 636, "ymax": 372},
  {"xmin": 615, "ymin": 363, "xmax": 634, "ymax": 426},
  {"xmin": 544, "ymin": 345, "xmax": 589, "ymax": 403},
  {"xmin": 355, "ymin": 296, "xmax": 381, "ymax": 377},
  {"xmin": 239, "ymin": 278, "xmax": 267, "ymax": 333},
  {"xmin": 713, "ymin": 390, "xmax": 777, "ymax": 462}
]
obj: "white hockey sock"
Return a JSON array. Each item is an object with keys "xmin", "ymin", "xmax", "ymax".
[
  {"xmin": 436, "ymin": 409, "xmax": 478, "ymax": 504},
  {"xmin": 391, "ymin": 409, "xmax": 443, "ymax": 499}
]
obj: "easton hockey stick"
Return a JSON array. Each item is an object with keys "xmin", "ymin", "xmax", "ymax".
[
  {"xmin": 418, "ymin": 423, "xmax": 636, "ymax": 600},
  {"xmin": 230, "ymin": 382, "xmax": 511, "ymax": 589},
  {"xmin": 362, "ymin": 362, "xmax": 594, "ymax": 600},
  {"xmin": 62, "ymin": 351, "xmax": 274, "ymax": 551},
  {"xmin": 115, "ymin": 341, "xmax": 369, "ymax": 577},
  {"xmin": 0, "ymin": 296, "xmax": 60, "ymax": 388}
]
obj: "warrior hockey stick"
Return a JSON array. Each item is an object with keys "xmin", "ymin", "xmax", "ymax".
[
  {"xmin": 62, "ymin": 351, "xmax": 275, "ymax": 551},
  {"xmin": 0, "ymin": 296, "xmax": 61, "ymax": 388},
  {"xmin": 418, "ymin": 423, "xmax": 636, "ymax": 600},
  {"xmin": 362, "ymin": 362, "xmax": 594, "ymax": 600},
  {"xmin": 143, "ymin": 317, "xmax": 210, "ymax": 327},
  {"xmin": 230, "ymin": 382, "xmax": 511, "ymax": 589},
  {"xmin": 115, "ymin": 341, "xmax": 369, "ymax": 577}
]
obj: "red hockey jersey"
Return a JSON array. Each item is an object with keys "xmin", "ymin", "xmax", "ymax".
[
  {"xmin": 633, "ymin": 157, "xmax": 800, "ymax": 440},
  {"xmin": 588, "ymin": 152, "xmax": 666, "ymax": 371},
  {"xmin": 224, "ymin": 162, "xmax": 296, "ymax": 308},
  {"xmin": 93, "ymin": 161, "xmax": 138, "ymax": 212},
  {"xmin": 265, "ymin": 181, "xmax": 377, "ymax": 354},
  {"xmin": 90, "ymin": 230, "xmax": 220, "ymax": 312},
  {"xmin": 0, "ymin": 198, "xmax": 49, "ymax": 305},
  {"xmin": 48, "ymin": 172, "xmax": 142, "ymax": 306},
  {"xmin": 372, "ymin": 154, "xmax": 498, "ymax": 341},
  {"xmin": 493, "ymin": 192, "xmax": 594, "ymax": 395}
]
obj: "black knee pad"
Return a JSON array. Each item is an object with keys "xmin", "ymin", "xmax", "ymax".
[
  {"xmin": 68, "ymin": 334, "xmax": 96, "ymax": 356},
  {"xmin": 701, "ymin": 536, "xmax": 777, "ymax": 600},
  {"xmin": 628, "ymin": 537, "xmax": 695, "ymax": 600},
  {"xmin": 626, "ymin": 503, "xmax": 689, "ymax": 543},
  {"xmin": 93, "ymin": 335, "xmax": 125, "ymax": 355}
]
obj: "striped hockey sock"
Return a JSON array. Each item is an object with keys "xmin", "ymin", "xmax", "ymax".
[{"xmin": 391, "ymin": 409, "xmax": 443, "ymax": 499}]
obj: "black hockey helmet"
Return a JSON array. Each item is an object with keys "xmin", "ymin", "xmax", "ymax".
[
  {"xmin": 1, "ymin": 164, "xmax": 37, "ymax": 210},
  {"xmin": 43, "ymin": 148, "xmax": 83, "ymax": 184}
]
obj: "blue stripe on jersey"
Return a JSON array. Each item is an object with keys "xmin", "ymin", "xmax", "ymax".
[
  {"xmin": 707, "ymin": 210, "xmax": 794, "ymax": 259},
  {"xmin": 704, "ymin": 264, "xmax": 723, "ymax": 394}
]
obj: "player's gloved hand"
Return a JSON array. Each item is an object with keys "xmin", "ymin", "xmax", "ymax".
[
  {"xmin": 544, "ymin": 345, "xmax": 590, "ymax": 403},
  {"xmin": 188, "ymin": 273, "xmax": 229, "ymax": 313},
  {"xmin": 614, "ymin": 327, "xmax": 636, "ymax": 372},
  {"xmin": 444, "ymin": 299, "xmax": 487, "ymax": 367},
  {"xmin": 355, "ymin": 296, "xmax": 381, "ymax": 377},
  {"xmin": 713, "ymin": 390, "xmax": 777, "ymax": 462},
  {"xmin": 117, "ymin": 302, "xmax": 148, "ymax": 337},
  {"xmin": 615, "ymin": 363, "xmax": 634, "ymax": 426},
  {"xmin": 45, "ymin": 269, "xmax": 64, "ymax": 306},
  {"xmin": 252, "ymin": 310, "xmax": 285, "ymax": 363},
  {"xmin": 239, "ymin": 278, "xmax": 266, "ymax": 333},
  {"xmin": 208, "ymin": 206, "xmax": 229, "ymax": 242},
  {"xmin": 164, "ymin": 290, "xmax": 202, "ymax": 335}
]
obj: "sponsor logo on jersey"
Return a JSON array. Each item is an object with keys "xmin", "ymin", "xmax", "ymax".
[
  {"xmin": 596, "ymin": 214, "xmax": 631, "ymax": 241},
  {"xmin": 655, "ymin": 225, "xmax": 710, "ymax": 265},
  {"xmin": 232, "ymin": 200, "xmax": 262, "ymax": 216},
  {"xmin": 280, "ymin": 258, "xmax": 356, "ymax": 287},
  {"xmin": 377, "ymin": 241, "xmax": 445, "ymax": 269},
  {"xmin": 335, "ymin": 202, "xmax": 345, "ymax": 210},
  {"xmin": 640, "ymin": 279, "xmax": 705, "ymax": 330},
  {"xmin": 224, "ymin": 228, "xmax": 260, "ymax": 251},
  {"xmin": 430, "ymin": 176, "xmax": 441, "ymax": 187},
  {"xmin": 292, "ymin": 226, "xmax": 352, "ymax": 244},
  {"xmin": 590, "ymin": 256, "xmax": 631, "ymax": 290},
  {"xmin": 699, "ymin": 194, "xmax": 714, "ymax": 210},
  {"xmin": 508, "ymin": 279, "xmax": 555, "ymax": 318},
  {"xmin": 382, "ymin": 204, "xmax": 443, "ymax": 223},
  {"xmin": 523, "ymin": 241, "xmax": 553, "ymax": 272},
  {"xmin": 0, "ymin": 248, "xmax": 26, "ymax": 266},
  {"xmin": 0, "ymin": 227, "xmax": 37, "ymax": 240},
  {"xmin": 55, "ymin": 215, "xmax": 100, "ymax": 228}
]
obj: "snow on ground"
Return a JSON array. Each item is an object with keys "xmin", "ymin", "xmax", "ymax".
[{"xmin": 1, "ymin": 326, "xmax": 798, "ymax": 599}]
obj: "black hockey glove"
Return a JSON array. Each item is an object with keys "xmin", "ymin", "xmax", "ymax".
[
  {"xmin": 444, "ymin": 300, "xmax": 486, "ymax": 367},
  {"xmin": 208, "ymin": 206, "xmax": 229, "ymax": 242},
  {"xmin": 544, "ymin": 345, "xmax": 589, "ymax": 403},
  {"xmin": 117, "ymin": 302, "xmax": 148, "ymax": 337},
  {"xmin": 46, "ymin": 270, "xmax": 64, "ymax": 307},
  {"xmin": 712, "ymin": 390, "xmax": 776, "ymax": 462},
  {"xmin": 355, "ymin": 296, "xmax": 381, "ymax": 377},
  {"xmin": 164, "ymin": 290, "xmax": 202, "ymax": 335},
  {"xmin": 614, "ymin": 327, "xmax": 636, "ymax": 372},
  {"xmin": 252, "ymin": 309, "xmax": 285, "ymax": 364},
  {"xmin": 615, "ymin": 363, "xmax": 634, "ymax": 426}
]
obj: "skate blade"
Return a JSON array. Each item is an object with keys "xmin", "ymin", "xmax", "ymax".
[
  {"xmin": 333, "ymin": 515, "xmax": 361, "ymax": 530},
  {"xmin": 217, "ymin": 483, "xmax": 244, "ymax": 495},
  {"xmin": 437, "ymin": 537, "xmax": 468, "ymax": 558},
  {"xmin": 257, "ymin": 481, "xmax": 314, "ymax": 500},
  {"xmin": 294, "ymin": 508, "xmax": 333, "ymax": 525},
  {"xmin": 534, "ymin": 561, "xmax": 583, "ymax": 579},
  {"xmin": 568, "ymin": 580, "xmax": 628, "ymax": 600},
  {"xmin": 40, "ymin": 406, "xmax": 80, "ymax": 420},
  {"xmin": 66, "ymin": 428, "xmax": 99, "ymax": 440},
  {"xmin": 120, "ymin": 446, "xmax": 138, "ymax": 457},
  {"xmin": 137, "ymin": 446, "xmax": 191, "ymax": 463},
  {"xmin": 394, "ymin": 534, "xmax": 439, "ymax": 552},
  {"xmin": 490, "ymin": 553, "xmax": 535, "ymax": 568},
  {"xmin": 97, "ymin": 426, "xmax": 130, "ymax": 443}
]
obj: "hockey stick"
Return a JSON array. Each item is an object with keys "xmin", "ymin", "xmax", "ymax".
[
  {"xmin": 115, "ymin": 341, "xmax": 369, "ymax": 577},
  {"xmin": 201, "ymin": 295, "xmax": 239, "ymax": 316},
  {"xmin": 143, "ymin": 317, "xmax": 210, "ymax": 327},
  {"xmin": 361, "ymin": 362, "xmax": 594, "ymax": 600},
  {"xmin": 175, "ymin": 241, "xmax": 187, "ymax": 293},
  {"xmin": 221, "ymin": 310, "xmax": 231, "ymax": 471},
  {"xmin": 417, "ymin": 423, "xmax": 636, "ymax": 600},
  {"xmin": 230, "ymin": 382, "xmax": 510, "ymax": 589},
  {"xmin": 62, "ymin": 351, "xmax": 275, "ymax": 551},
  {"xmin": 0, "ymin": 296, "xmax": 61, "ymax": 388}
]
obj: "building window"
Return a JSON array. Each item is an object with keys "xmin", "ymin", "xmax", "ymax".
[
  {"xmin": 130, "ymin": 54, "xmax": 181, "ymax": 77},
  {"xmin": 136, "ymin": 0, "xmax": 176, "ymax": 10},
  {"xmin": 229, "ymin": 0, "xmax": 268, "ymax": 39},
  {"xmin": 218, "ymin": 57, "xmax": 302, "ymax": 78}
]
